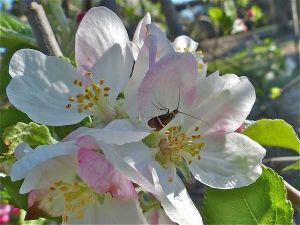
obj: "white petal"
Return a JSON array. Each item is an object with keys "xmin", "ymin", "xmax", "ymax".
[
  {"xmin": 10, "ymin": 141, "xmax": 77, "ymax": 187},
  {"xmin": 146, "ymin": 24, "xmax": 174, "ymax": 59},
  {"xmin": 132, "ymin": 13, "xmax": 151, "ymax": 49},
  {"xmin": 90, "ymin": 44, "xmax": 132, "ymax": 102},
  {"xmin": 75, "ymin": 7, "xmax": 134, "ymax": 76},
  {"xmin": 185, "ymin": 132, "xmax": 266, "ymax": 189},
  {"xmin": 7, "ymin": 49, "xmax": 88, "ymax": 126},
  {"xmin": 173, "ymin": 35, "xmax": 198, "ymax": 52},
  {"xmin": 66, "ymin": 198, "xmax": 147, "ymax": 224},
  {"xmin": 183, "ymin": 73, "xmax": 256, "ymax": 134},
  {"xmin": 124, "ymin": 35, "xmax": 158, "ymax": 120},
  {"xmin": 86, "ymin": 119, "xmax": 150, "ymax": 145},
  {"xmin": 150, "ymin": 163, "xmax": 203, "ymax": 225}
]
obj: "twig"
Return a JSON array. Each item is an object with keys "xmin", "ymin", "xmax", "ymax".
[
  {"xmin": 284, "ymin": 180, "xmax": 300, "ymax": 210},
  {"xmin": 263, "ymin": 156, "xmax": 300, "ymax": 170},
  {"xmin": 21, "ymin": 0, "xmax": 63, "ymax": 56}
]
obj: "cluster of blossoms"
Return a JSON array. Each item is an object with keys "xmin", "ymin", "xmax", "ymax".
[
  {"xmin": 0, "ymin": 204, "xmax": 19, "ymax": 224},
  {"xmin": 6, "ymin": 7, "xmax": 266, "ymax": 225}
]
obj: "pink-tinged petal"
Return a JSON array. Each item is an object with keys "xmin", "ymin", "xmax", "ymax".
[
  {"xmin": 132, "ymin": 13, "xmax": 151, "ymax": 50},
  {"xmin": 146, "ymin": 24, "xmax": 174, "ymax": 59},
  {"xmin": 184, "ymin": 132, "xmax": 266, "ymax": 189},
  {"xmin": 7, "ymin": 49, "xmax": 89, "ymax": 126},
  {"xmin": 173, "ymin": 35, "xmax": 198, "ymax": 52},
  {"xmin": 124, "ymin": 35, "xmax": 158, "ymax": 120},
  {"xmin": 0, "ymin": 204, "xmax": 11, "ymax": 214},
  {"xmin": 75, "ymin": 7, "xmax": 133, "ymax": 76},
  {"xmin": 26, "ymin": 189, "xmax": 64, "ymax": 220},
  {"xmin": 98, "ymin": 141, "xmax": 157, "ymax": 195},
  {"xmin": 11, "ymin": 208, "xmax": 19, "ymax": 216},
  {"xmin": 144, "ymin": 207, "xmax": 175, "ymax": 225},
  {"xmin": 138, "ymin": 52, "xmax": 198, "ymax": 120},
  {"xmin": 182, "ymin": 73, "xmax": 256, "ymax": 134},
  {"xmin": 0, "ymin": 215, "xmax": 9, "ymax": 223},
  {"xmin": 150, "ymin": 163, "xmax": 203, "ymax": 225},
  {"xmin": 77, "ymin": 148, "xmax": 137, "ymax": 200}
]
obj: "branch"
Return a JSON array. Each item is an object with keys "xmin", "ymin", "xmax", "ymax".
[
  {"xmin": 263, "ymin": 156, "xmax": 300, "ymax": 170},
  {"xmin": 21, "ymin": 0, "xmax": 63, "ymax": 56},
  {"xmin": 284, "ymin": 180, "xmax": 300, "ymax": 210}
]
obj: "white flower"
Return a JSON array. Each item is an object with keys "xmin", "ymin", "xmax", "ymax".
[
  {"xmin": 6, "ymin": 7, "xmax": 151, "ymax": 127},
  {"xmin": 10, "ymin": 130, "xmax": 147, "ymax": 224},
  {"xmin": 88, "ymin": 47, "xmax": 266, "ymax": 224}
]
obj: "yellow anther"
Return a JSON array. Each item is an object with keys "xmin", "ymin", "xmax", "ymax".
[
  {"xmin": 60, "ymin": 186, "xmax": 68, "ymax": 192},
  {"xmin": 49, "ymin": 187, "xmax": 56, "ymax": 191},
  {"xmin": 76, "ymin": 94, "xmax": 86, "ymax": 103},
  {"xmin": 65, "ymin": 104, "xmax": 72, "ymax": 109},
  {"xmin": 104, "ymin": 93, "xmax": 109, "ymax": 97},
  {"xmin": 100, "ymin": 80, "xmax": 104, "ymax": 85},
  {"xmin": 78, "ymin": 106, "xmax": 84, "ymax": 113},
  {"xmin": 85, "ymin": 71, "xmax": 93, "ymax": 77},
  {"xmin": 104, "ymin": 86, "xmax": 110, "ymax": 91},
  {"xmin": 74, "ymin": 79, "xmax": 82, "ymax": 87},
  {"xmin": 68, "ymin": 96, "xmax": 75, "ymax": 102},
  {"xmin": 194, "ymin": 126, "xmax": 199, "ymax": 131},
  {"xmin": 198, "ymin": 63, "xmax": 203, "ymax": 70}
]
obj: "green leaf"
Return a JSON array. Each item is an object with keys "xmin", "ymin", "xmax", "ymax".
[
  {"xmin": 203, "ymin": 168, "xmax": 293, "ymax": 225},
  {"xmin": 0, "ymin": 12, "xmax": 37, "ymax": 48},
  {"xmin": 0, "ymin": 176, "xmax": 28, "ymax": 210},
  {"xmin": 282, "ymin": 160, "xmax": 300, "ymax": 172},
  {"xmin": 243, "ymin": 119, "xmax": 300, "ymax": 153},
  {"xmin": 0, "ymin": 107, "xmax": 31, "ymax": 155},
  {"xmin": 208, "ymin": 7, "xmax": 224, "ymax": 26},
  {"xmin": 2, "ymin": 122, "xmax": 55, "ymax": 156}
]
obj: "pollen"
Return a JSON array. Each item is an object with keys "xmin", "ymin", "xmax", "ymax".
[
  {"xmin": 65, "ymin": 104, "xmax": 72, "ymax": 109},
  {"xmin": 85, "ymin": 71, "xmax": 93, "ymax": 77},
  {"xmin": 67, "ymin": 78, "xmax": 112, "ymax": 114},
  {"xmin": 74, "ymin": 79, "xmax": 83, "ymax": 87},
  {"xmin": 156, "ymin": 126, "xmax": 205, "ymax": 166}
]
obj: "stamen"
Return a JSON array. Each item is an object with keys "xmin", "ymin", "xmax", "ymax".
[
  {"xmin": 100, "ymin": 80, "xmax": 104, "ymax": 85},
  {"xmin": 74, "ymin": 79, "xmax": 82, "ymax": 87},
  {"xmin": 68, "ymin": 96, "xmax": 75, "ymax": 102},
  {"xmin": 65, "ymin": 104, "xmax": 72, "ymax": 109}
]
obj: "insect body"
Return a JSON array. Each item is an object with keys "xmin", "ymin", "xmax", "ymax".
[{"xmin": 148, "ymin": 108, "xmax": 179, "ymax": 131}]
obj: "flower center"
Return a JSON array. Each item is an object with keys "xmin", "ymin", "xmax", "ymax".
[
  {"xmin": 155, "ymin": 126, "xmax": 205, "ymax": 166},
  {"xmin": 48, "ymin": 180, "xmax": 106, "ymax": 223},
  {"xmin": 65, "ymin": 72, "xmax": 117, "ymax": 124}
]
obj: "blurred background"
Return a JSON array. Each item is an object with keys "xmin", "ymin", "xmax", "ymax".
[{"xmin": 0, "ymin": 0, "xmax": 299, "ymax": 224}]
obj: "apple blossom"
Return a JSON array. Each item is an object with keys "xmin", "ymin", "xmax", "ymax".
[
  {"xmin": 88, "ymin": 50, "xmax": 266, "ymax": 224},
  {"xmin": 7, "ymin": 7, "xmax": 152, "ymax": 127},
  {"xmin": 10, "ymin": 133, "xmax": 147, "ymax": 224}
]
